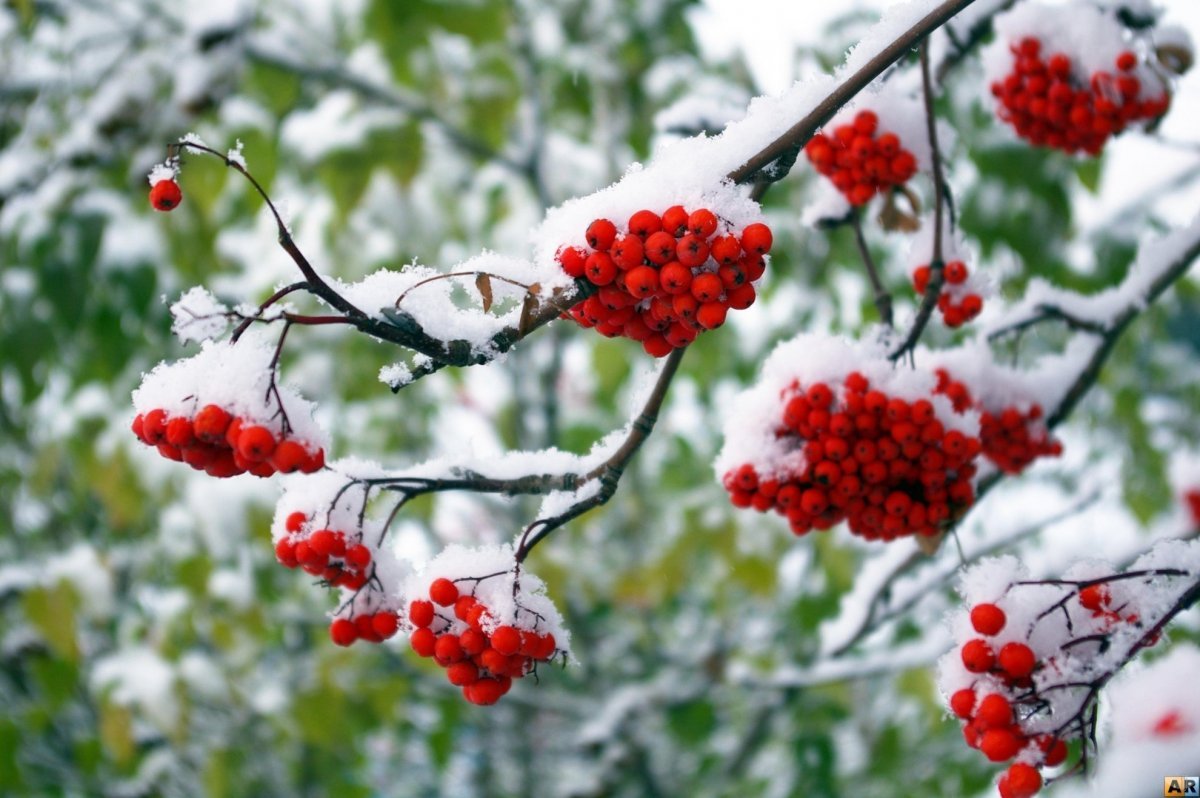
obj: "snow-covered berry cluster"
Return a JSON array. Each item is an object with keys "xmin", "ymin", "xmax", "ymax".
[
  {"xmin": 131, "ymin": 335, "xmax": 328, "ymax": 479},
  {"xmin": 131, "ymin": 403, "xmax": 324, "ymax": 477},
  {"xmin": 940, "ymin": 547, "xmax": 1200, "ymax": 797},
  {"xmin": 985, "ymin": 3, "xmax": 1172, "ymax": 155},
  {"xmin": 558, "ymin": 207, "xmax": 771, "ymax": 356},
  {"xmin": 275, "ymin": 511, "xmax": 374, "ymax": 592},
  {"xmin": 912, "ymin": 260, "xmax": 984, "ymax": 328},
  {"xmin": 404, "ymin": 545, "xmax": 569, "ymax": 706},
  {"xmin": 805, "ymin": 109, "xmax": 920, "ymax": 207},
  {"xmin": 717, "ymin": 334, "xmax": 982, "ymax": 542},
  {"xmin": 934, "ymin": 369, "xmax": 1062, "ymax": 475}
]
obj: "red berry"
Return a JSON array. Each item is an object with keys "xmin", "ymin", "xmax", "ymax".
[
  {"xmin": 970, "ymin": 603, "xmax": 1007, "ymax": 636},
  {"xmin": 625, "ymin": 265, "xmax": 660, "ymax": 298},
  {"xmin": 1003, "ymin": 763, "xmax": 1042, "ymax": 798},
  {"xmin": 372, "ymin": 612, "xmax": 399, "ymax": 639},
  {"xmin": 584, "ymin": 252, "xmax": 617, "ymax": 285},
  {"xmin": 237, "ymin": 425, "xmax": 276, "ymax": 462},
  {"xmin": 149, "ymin": 179, "xmax": 182, "ymax": 212},
  {"xmin": 998, "ymin": 642, "xmax": 1036, "ymax": 679},
  {"xmin": 447, "ymin": 661, "xmax": 479, "ymax": 687},
  {"xmin": 142, "ymin": 408, "xmax": 168, "ymax": 444},
  {"xmin": 975, "ymin": 693, "xmax": 1013, "ymax": 729},
  {"xmin": 1115, "ymin": 50, "xmax": 1137, "ymax": 72},
  {"xmin": 464, "ymin": 677, "xmax": 505, "ymax": 706},
  {"xmin": 344, "ymin": 544, "xmax": 371, "ymax": 570},
  {"xmin": 944, "ymin": 260, "xmax": 968, "ymax": 285},
  {"xmin": 961, "ymin": 639, "xmax": 995, "ymax": 673},
  {"xmin": 586, "ymin": 218, "xmax": 617, "ymax": 251},
  {"xmin": 270, "ymin": 440, "xmax": 309, "ymax": 474},
  {"xmin": 661, "ymin": 205, "xmax": 689, "ymax": 236},
  {"xmin": 740, "ymin": 223, "xmax": 772, "ymax": 255},
  {"xmin": 491, "ymin": 625, "xmax": 521, "ymax": 656},
  {"xmin": 687, "ymin": 208, "xmax": 718, "ymax": 237},
  {"xmin": 409, "ymin": 599, "xmax": 435, "ymax": 628},
  {"xmin": 628, "ymin": 210, "xmax": 663, "ymax": 238},
  {"xmin": 949, "ymin": 688, "xmax": 976, "ymax": 719},
  {"xmin": 1078, "ymin": 584, "xmax": 1109, "ymax": 610},
  {"xmin": 410, "ymin": 627, "xmax": 436, "ymax": 657},
  {"xmin": 980, "ymin": 727, "xmax": 1023, "ymax": 762},
  {"xmin": 429, "ymin": 578, "xmax": 459, "ymax": 606},
  {"xmin": 558, "ymin": 246, "xmax": 587, "ymax": 278},
  {"xmin": 690, "ymin": 272, "xmax": 723, "ymax": 303},
  {"xmin": 330, "ymin": 618, "xmax": 357, "ymax": 647},
  {"xmin": 434, "ymin": 634, "xmax": 466, "ymax": 665},
  {"xmin": 695, "ymin": 301, "xmax": 728, "ymax": 330}
]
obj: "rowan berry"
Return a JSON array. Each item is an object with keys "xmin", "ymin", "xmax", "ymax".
[{"xmin": 149, "ymin": 179, "xmax": 182, "ymax": 211}]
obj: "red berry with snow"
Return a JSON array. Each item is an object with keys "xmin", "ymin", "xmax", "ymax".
[
  {"xmin": 971, "ymin": 603, "xmax": 1007, "ymax": 636},
  {"xmin": 149, "ymin": 179, "xmax": 182, "ymax": 212},
  {"xmin": 559, "ymin": 208, "xmax": 771, "ymax": 356}
]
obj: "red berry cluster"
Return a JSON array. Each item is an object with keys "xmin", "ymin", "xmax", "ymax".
[
  {"xmin": 935, "ymin": 370, "xmax": 1062, "ymax": 475},
  {"xmin": 804, "ymin": 110, "xmax": 919, "ymax": 206},
  {"xmin": 149, "ymin": 179, "xmax": 182, "ymax": 212},
  {"xmin": 723, "ymin": 372, "xmax": 981, "ymax": 541},
  {"xmin": 408, "ymin": 578, "xmax": 559, "ymax": 706},
  {"xmin": 558, "ymin": 207, "xmax": 771, "ymax": 357},
  {"xmin": 951, "ymin": 604, "xmax": 1065, "ymax": 798},
  {"xmin": 991, "ymin": 39, "xmax": 1170, "ymax": 155},
  {"xmin": 274, "ymin": 511, "xmax": 374, "ymax": 592},
  {"xmin": 131, "ymin": 405, "xmax": 325, "ymax": 478},
  {"xmin": 912, "ymin": 261, "xmax": 983, "ymax": 328}
]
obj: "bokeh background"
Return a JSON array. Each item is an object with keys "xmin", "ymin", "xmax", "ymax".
[{"xmin": 2, "ymin": 0, "xmax": 1200, "ymax": 796}]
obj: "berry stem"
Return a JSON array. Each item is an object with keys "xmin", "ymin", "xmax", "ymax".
[
  {"xmin": 851, "ymin": 210, "xmax": 894, "ymax": 327},
  {"xmin": 889, "ymin": 38, "xmax": 951, "ymax": 362}
]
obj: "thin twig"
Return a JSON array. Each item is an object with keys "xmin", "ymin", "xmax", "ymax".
[
  {"xmin": 514, "ymin": 346, "xmax": 687, "ymax": 562},
  {"xmin": 889, "ymin": 39, "xmax": 950, "ymax": 362},
  {"xmin": 851, "ymin": 210, "xmax": 894, "ymax": 327}
]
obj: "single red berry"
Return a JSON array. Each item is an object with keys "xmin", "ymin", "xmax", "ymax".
[
  {"xmin": 141, "ymin": 408, "xmax": 168, "ymax": 444},
  {"xmin": 980, "ymin": 727, "xmax": 1023, "ymax": 762},
  {"xmin": 464, "ymin": 677, "xmax": 505, "ymax": 706},
  {"xmin": 434, "ymin": 633, "xmax": 466, "ymax": 665},
  {"xmin": 429, "ymin": 578, "xmax": 460, "ymax": 606},
  {"xmin": 944, "ymin": 260, "xmax": 968, "ymax": 285},
  {"xmin": 461, "ymin": 628, "xmax": 488, "ymax": 655},
  {"xmin": 644, "ymin": 231, "xmax": 678, "ymax": 265},
  {"xmin": 237, "ymin": 425, "xmax": 276, "ymax": 462},
  {"xmin": 410, "ymin": 627, "xmax": 436, "ymax": 657},
  {"xmin": 975, "ymin": 693, "xmax": 1013, "ymax": 729},
  {"xmin": 558, "ymin": 246, "xmax": 587, "ymax": 278},
  {"xmin": 1078, "ymin": 584, "xmax": 1109, "ymax": 610},
  {"xmin": 584, "ymin": 252, "xmax": 617, "ymax": 285},
  {"xmin": 447, "ymin": 661, "xmax": 479, "ymax": 687},
  {"xmin": 1003, "ymin": 763, "xmax": 1042, "ymax": 798},
  {"xmin": 695, "ymin": 301, "xmax": 728, "ymax": 330},
  {"xmin": 586, "ymin": 218, "xmax": 617, "ymax": 251},
  {"xmin": 998, "ymin": 642, "xmax": 1036, "ymax": 679},
  {"xmin": 491, "ymin": 625, "xmax": 522, "ymax": 656},
  {"xmin": 661, "ymin": 205, "xmax": 689, "ymax": 236},
  {"xmin": 690, "ymin": 272, "xmax": 723, "ymax": 303},
  {"xmin": 1040, "ymin": 736, "xmax": 1067, "ymax": 767},
  {"xmin": 344, "ymin": 544, "xmax": 371, "ymax": 570},
  {"xmin": 285, "ymin": 511, "xmax": 307, "ymax": 533},
  {"xmin": 949, "ymin": 688, "xmax": 976, "ymax": 719},
  {"xmin": 408, "ymin": 599, "xmax": 435, "ymax": 628},
  {"xmin": 628, "ymin": 209, "xmax": 663, "ymax": 238},
  {"xmin": 970, "ymin": 603, "xmax": 1007, "ymax": 636},
  {"xmin": 1115, "ymin": 50, "xmax": 1137, "ymax": 72},
  {"xmin": 372, "ymin": 612, "xmax": 399, "ymax": 639},
  {"xmin": 687, "ymin": 208, "xmax": 719, "ymax": 237},
  {"xmin": 740, "ymin": 223, "xmax": 772, "ymax": 255},
  {"xmin": 625, "ymin": 265, "xmax": 660, "ymax": 298},
  {"xmin": 149, "ymin": 179, "xmax": 182, "ymax": 212},
  {"xmin": 271, "ymin": 440, "xmax": 309, "ymax": 474},
  {"xmin": 330, "ymin": 618, "xmax": 357, "ymax": 647},
  {"xmin": 274, "ymin": 537, "xmax": 298, "ymax": 567},
  {"xmin": 961, "ymin": 639, "xmax": 995, "ymax": 673}
]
